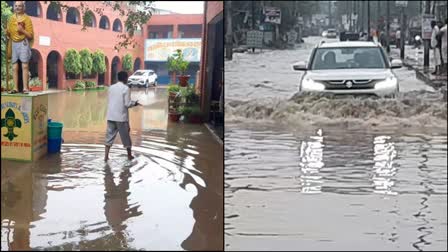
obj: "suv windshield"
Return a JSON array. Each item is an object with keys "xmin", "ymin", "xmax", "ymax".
[
  {"xmin": 133, "ymin": 71, "xmax": 145, "ymax": 76},
  {"xmin": 311, "ymin": 47, "xmax": 386, "ymax": 70}
]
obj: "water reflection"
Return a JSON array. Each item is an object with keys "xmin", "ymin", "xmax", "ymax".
[
  {"xmin": 372, "ymin": 136, "xmax": 398, "ymax": 195},
  {"xmin": 1, "ymin": 88, "xmax": 223, "ymax": 250},
  {"xmin": 298, "ymin": 129, "xmax": 324, "ymax": 194}
]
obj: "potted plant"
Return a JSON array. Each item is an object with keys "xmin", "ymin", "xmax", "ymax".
[
  {"xmin": 73, "ymin": 80, "xmax": 85, "ymax": 91},
  {"xmin": 168, "ymin": 83, "xmax": 180, "ymax": 99},
  {"xmin": 188, "ymin": 106, "xmax": 203, "ymax": 124},
  {"xmin": 29, "ymin": 77, "xmax": 43, "ymax": 91},
  {"xmin": 169, "ymin": 106, "xmax": 181, "ymax": 122},
  {"xmin": 180, "ymin": 85, "xmax": 200, "ymax": 105},
  {"xmin": 167, "ymin": 49, "xmax": 190, "ymax": 87}
]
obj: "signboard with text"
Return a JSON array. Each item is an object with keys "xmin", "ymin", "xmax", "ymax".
[
  {"xmin": 263, "ymin": 7, "xmax": 281, "ymax": 24},
  {"xmin": 145, "ymin": 38, "xmax": 201, "ymax": 62},
  {"xmin": 32, "ymin": 95, "xmax": 48, "ymax": 161},
  {"xmin": 395, "ymin": 1, "xmax": 408, "ymax": 7},
  {"xmin": 422, "ymin": 14, "xmax": 435, "ymax": 40},
  {"xmin": 1, "ymin": 96, "xmax": 33, "ymax": 161}
]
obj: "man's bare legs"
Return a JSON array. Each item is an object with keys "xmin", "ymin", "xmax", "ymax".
[
  {"xmin": 105, "ymin": 145, "xmax": 134, "ymax": 161},
  {"xmin": 12, "ymin": 63, "xmax": 18, "ymax": 92},
  {"xmin": 105, "ymin": 145, "xmax": 111, "ymax": 162},
  {"xmin": 127, "ymin": 148, "xmax": 134, "ymax": 160},
  {"xmin": 22, "ymin": 62, "xmax": 29, "ymax": 92}
]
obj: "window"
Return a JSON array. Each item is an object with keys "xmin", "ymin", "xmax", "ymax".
[{"xmin": 311, "ymin": 47, "xmax": 387, "ymax": 70}]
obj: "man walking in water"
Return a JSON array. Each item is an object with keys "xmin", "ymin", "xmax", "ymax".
[{"xmin": 105, "ymin": 71, "xmax": 141, "ymax": 161}]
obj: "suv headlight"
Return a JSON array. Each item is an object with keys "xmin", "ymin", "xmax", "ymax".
[
  {"xmin": 301, "ymin": 78, "xmax": 325, "ymax": 91},
  {"xmin": 375, "ymin": 76, "xmax": 397, "ymax": 89}
]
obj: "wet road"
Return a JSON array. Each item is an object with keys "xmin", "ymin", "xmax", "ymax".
[
  {"xmin": 1, "ymin": 88, "xmax": 223, "ymax": 251},
  {"xmin": 225, "ymin": 37, "xmax": 447, "ymax": 250}
]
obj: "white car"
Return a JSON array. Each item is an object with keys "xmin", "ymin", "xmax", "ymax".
[
  {"xmin": 127, "ymin": 70, "xmax": 158, "ymax": 87},
  {"xmin": 293, "ymin": 41, "xmax": 402, "ymax": 98}
]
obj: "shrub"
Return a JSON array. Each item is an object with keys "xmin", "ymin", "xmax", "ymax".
[
  {"xmin": 79, "ymin": 48, "xmax": 93, "ymax": 76},
  {"xmin": 85, "ymin": 80, "xmax": 96, "ymax": 88},
  {"xmin": 122, "ymin": 53, "xmax": 133, "ymax": 72},
  {"xmin": 64, "ymin": 49, "xmax": 82, "ymax": 75},
  {"xmin": 74, "ymin": 80, "xmax": 85, "ymax": 89},
  {"xmin": 92, "ymin": 50, "xmax": 106, "ymax": 74}
]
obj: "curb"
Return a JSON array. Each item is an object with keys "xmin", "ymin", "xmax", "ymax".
[{"xmin": 205, "ymin": 123, "xmax": 223, "ymax": 146}]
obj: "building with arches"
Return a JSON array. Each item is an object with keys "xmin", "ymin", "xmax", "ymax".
[{"xmin": 5, "ymin": 1, "xmax": 204, "ymax": 90}]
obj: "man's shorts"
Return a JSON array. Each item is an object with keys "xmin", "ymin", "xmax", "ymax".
[
  {"xmin": 105, "ymin": 121, "xmax": 132, "ymax": 148},
  {"xmin": 11, "ymin": 40, "xmax": 32, "ymax": 64}
]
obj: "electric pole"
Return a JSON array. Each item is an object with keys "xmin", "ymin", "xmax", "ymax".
[
  {"xmin": 400, "ymin": 4, "xmax": 406, "ymax": 59},
  {"xmin": 225, "ymin": 0, "xmax": 233, "ymax": 60},
  {"xmin": 252, "ymin": 0, "xmax": 255, "ymax": 30},
  {"xmin": 367, "ymin": 0, "xmax": 371, "ymax": 40},
  {"xmin": 386, "ymin": 0, "xmax": 390, "ymax": 53},
  {"xmin": 423, "ymin": 0, "xmax": 430, "ymax": 67},
  {"xmin": 329, "ymin": 1, "xmax": 332, "ymax": 27}
]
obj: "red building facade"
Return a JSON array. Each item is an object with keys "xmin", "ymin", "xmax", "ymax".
[{"xmin": 6, "ymin": 1, "xmax": 204, "ymax": 90}]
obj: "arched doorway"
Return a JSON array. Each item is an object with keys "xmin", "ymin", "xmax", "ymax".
[
  {"xmin": 111, "ymin": 56, "xmax": 120, "ymax": 84},
  {"xmin": 30, "ymin": 49, "xmax": 43, "ymax": 80},
  {"xmin": 133, "ymin": 58, "xmax": 141, "ymax": 72},
  {"xmin": 98, "ymin": 56, "xmax": 109, "ymax": 85},
  {"xmin": 47, "ymin": 51, "xmax": 61, "ymax": 89}
]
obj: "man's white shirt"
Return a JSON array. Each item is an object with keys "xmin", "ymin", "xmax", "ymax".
[{"xmin": 106, "ymin": 81, "xmax": 137, "ymax": 122}]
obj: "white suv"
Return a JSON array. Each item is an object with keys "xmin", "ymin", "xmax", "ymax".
[
  {"xmin": 128, "ymin": 70, "xmax": 158, "ymax": 88},
  {"xmin": 293, "ymin": 41, "xmax": 402, "ymax": 98}
]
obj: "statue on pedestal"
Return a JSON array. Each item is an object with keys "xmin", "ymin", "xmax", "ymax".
[{"xmin": 6, "ymin": 1, "xmax": 34, "ymax": 94}]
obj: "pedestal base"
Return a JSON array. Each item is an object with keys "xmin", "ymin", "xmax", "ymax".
[{"xmin": 1, "ymin": 92, "xmax": 49, "ymax": 162}]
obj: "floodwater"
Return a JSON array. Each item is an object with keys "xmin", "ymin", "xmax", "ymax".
[
  {"xmin": 1, "ymin": 87, "xmax": 223, "ymax": 251},
  {"xmin": 225, "ymin": 37, "xmax": 447, "ymax": 251}
]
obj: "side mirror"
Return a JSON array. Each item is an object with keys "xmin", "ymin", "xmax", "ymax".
[
  {"xmin": 293, "ymin": 61, "xmax": 308, "ymax": 71},
  {"xmin": 391, "ymin": 59, "xmax": 402, "ymax": 69}
]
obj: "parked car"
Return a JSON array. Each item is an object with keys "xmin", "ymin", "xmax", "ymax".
[
  {"xmin": 292, "ymin": 41, "xmax": 402, "ymax": 98},
  {"xmin": 127, "ymin": 70, "xmax": 158, "ymax": 88},
  {"xmin": 326, "ymin": 29, "xmax": 337, "ymax": 38},
  {"xmin": 340, "ymin": 31, "xmax": 360, "ymax": 41}
]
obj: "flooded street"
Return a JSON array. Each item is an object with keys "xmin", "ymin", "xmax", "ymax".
[
  {"xmin": 225, "ymin": 37, "xmax": 447, "ymax": 250},
  {"xmin": 1, "ymin": 88, "xmax": 223, "ymax": 251}
]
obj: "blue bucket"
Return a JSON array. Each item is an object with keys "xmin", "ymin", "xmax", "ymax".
[{"xmin": 48, "ymin": 138, "xmax": 62, "ymax": 153}]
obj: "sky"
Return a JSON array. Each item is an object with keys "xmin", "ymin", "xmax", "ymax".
[{"xmin": 151, "ymin": 1, "xmax": 204, "ymax": 14}]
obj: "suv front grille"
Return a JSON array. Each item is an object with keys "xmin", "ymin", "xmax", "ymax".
[{"xmin": 323, "ymin": 79, "xmax": 376, "ymax": 90}]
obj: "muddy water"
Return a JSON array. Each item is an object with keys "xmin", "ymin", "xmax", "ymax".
[
  {"xmin": 225, "ymin": 37, "xmax": 447, "ymax": 250},
  {"xmin": 1, "ymin": 88, "xmax": 223, "ymax": 251}
]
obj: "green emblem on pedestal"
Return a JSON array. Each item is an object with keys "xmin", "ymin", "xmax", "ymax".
[{"xmin": 1, "ymin": 108, "xmax": 22, "ymax": 141}]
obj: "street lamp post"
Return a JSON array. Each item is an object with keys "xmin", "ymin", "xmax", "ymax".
[{"xmin": 367, "ymin": 1, "xmax": 371, "ymax": 40}]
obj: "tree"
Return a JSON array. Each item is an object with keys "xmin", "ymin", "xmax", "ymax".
[
  {"xmin": 45, "ymin": 1, "xmax": 154, "ymax": 51},
  {"xmin": 79, "ymin": 48, "xmax": 93, "ymax": 76},
  {"xmin": 1, "ymin": 2, "xmax": 13, "ymax": 88},
  {"xmin": 122, "ymin": 53, "xmax": 133, "ymax": 72},
  {"xmin": 64, "ymin": 49, "xmax": 82, "ymax": 77},
  {"xmin": 92, "ymin": 50, "xmax": 106, "ymax": 74}
]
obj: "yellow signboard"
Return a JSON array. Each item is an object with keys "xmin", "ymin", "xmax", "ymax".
[
  {"xmin": 1, "ymin": 93, "xmax": 48, "ymax": 161},
  {"xmin": 1, "ymin": 96, "xmax": 33, "ymax": 161}
]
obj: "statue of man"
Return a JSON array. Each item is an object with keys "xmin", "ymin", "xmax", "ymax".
[{"xmin": 6, "ymin": 1, "xmax": 34, "ymax": 94}]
